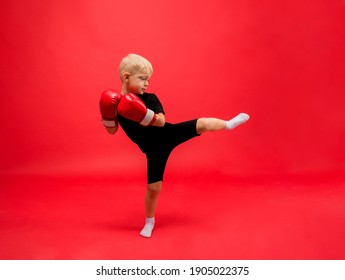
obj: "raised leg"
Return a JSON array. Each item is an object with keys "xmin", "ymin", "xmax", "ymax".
[{"xmin": 196, "ymin": 113, "xmax": 249, "ymax": 134}]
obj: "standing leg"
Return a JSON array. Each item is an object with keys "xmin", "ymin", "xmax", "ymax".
[
  {"xmin": 140, "ymin": 181, "xmax": 162, "ymax": 238},
  {"xmin": 144, "ymin": 181, "xmax": 162, "ymax": 218},
  {"xmin": 140, "ymin": 151, "xmax": 170, "ymax": 238},
  {"xmin": 196, "ymin": 113, "xmax": 249, "ymax": 134}
]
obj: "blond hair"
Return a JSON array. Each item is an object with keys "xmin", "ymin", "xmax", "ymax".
[{"xmin": 119, "ymin": 54, "xmax": 153, "ymax": 81}]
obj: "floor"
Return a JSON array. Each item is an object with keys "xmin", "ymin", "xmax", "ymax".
[{"xmin": 0, "ymin": 172, "xmax": 344, "ymax": 260}]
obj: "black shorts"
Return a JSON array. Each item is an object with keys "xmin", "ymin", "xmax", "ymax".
[{"xmin": 143, "ymin": 119, "xmax": 200, "ymax": 184}]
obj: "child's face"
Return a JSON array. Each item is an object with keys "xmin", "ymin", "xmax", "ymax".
[{"xmin": 126, "ymin": 71, "xmax": 151, "ymax": 95}]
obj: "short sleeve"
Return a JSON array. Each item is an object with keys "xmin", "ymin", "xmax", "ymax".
[{"xmin": 146, "ymin": 93, "xmax": 165, "ymax": 114}]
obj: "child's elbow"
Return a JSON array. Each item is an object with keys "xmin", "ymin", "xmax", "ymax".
[
  {"xmin": 157, "ymin": 119, "xmax": 165, "ymax": 127},
  {"xmin": 155, "ymin": 114, "xmax": 165, "ymax": 127},
  {"xmin": 105, "ymin": 126, "xmax": 118, "ymax": 135}
]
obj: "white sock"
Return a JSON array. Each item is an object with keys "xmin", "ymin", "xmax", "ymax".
[
  {"xmin": 140, "ymin": 217, "xmax": 155, "ymax": 238},
  {"xmin": 225, "ymin": 113, "xmax": 250, "ymax": 130}
]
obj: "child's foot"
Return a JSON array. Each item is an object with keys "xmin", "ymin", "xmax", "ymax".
[
  {"xmin": 226, "ymin": 113, "xmax": 250, "ymax": 130},
  {"xmin": 140, "ymin": 217, "xmax": 155, "ymax": 238}
]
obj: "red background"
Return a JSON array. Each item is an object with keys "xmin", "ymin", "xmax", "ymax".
[
  {"xmin": 1, "ymin": 0, "xmax": 345, "ymax": 178},
  {"xmin": 1, "ymin": 0, "xmax": 344, "ymax": 177},
  {"xmin": 0, "ymin": 0, "xmax": 345, "ymax": 260}
]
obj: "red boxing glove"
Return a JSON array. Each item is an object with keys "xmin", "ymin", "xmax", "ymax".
[
  {"xmin": 117, "ymin": 93, "xmax": 157, "ymax": 127},
  {"xmin": 99, "ymin": 89, "xmax": 122, "ymax": 127}
]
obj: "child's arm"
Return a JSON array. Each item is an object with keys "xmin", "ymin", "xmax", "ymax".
[
  {"xmin": 152, "ymin": 113, "xmax": 165, "ymax": 127},
  {"xmin": 105, "ymin": 124, "xmax": 118, "ymax": 135}
]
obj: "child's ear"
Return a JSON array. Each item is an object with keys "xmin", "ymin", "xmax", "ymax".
[{"xmin": 123, "ymin": 72, "xmax": 130, "ymax": 82}]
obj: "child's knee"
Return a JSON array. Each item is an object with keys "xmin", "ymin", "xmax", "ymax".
[
  {"xmin": 196, "ymin": 118, "xmax": 208, "ymax": 134},
  {"xmin": 147, "ymin": 181, "xmax": 162, "ymax": 194}
]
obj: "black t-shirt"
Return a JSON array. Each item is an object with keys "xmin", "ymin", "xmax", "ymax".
[{"xmin": 117, "ymin": 93, "xmax": 166, "ymax": 153}]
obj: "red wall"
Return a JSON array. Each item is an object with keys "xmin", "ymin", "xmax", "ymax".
[{"xmin": 1, "ymin": 0, "xmax": 344, "ymax": 178}]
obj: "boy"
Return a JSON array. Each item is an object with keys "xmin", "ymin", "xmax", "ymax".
[{"xmin": 99, "ymin": 54, "xmax": 249, "ymax": 238}]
